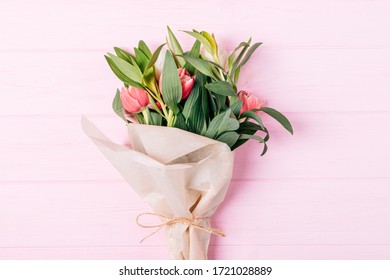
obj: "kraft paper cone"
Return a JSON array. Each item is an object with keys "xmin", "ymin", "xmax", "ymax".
[{"xmin": 81, "ymin": 116, "xmax": 234, "ymax": 260}]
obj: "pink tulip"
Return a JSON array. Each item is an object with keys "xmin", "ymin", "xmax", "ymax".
[
  {"xmin": 159, "ymin": 68, "xmax": 195, "ymax": 100},
  {"xmin": 238, "ymin": 91, "xmax": 264, "ymax": 115},
  {"xmin": 120, "ymin": 86, "xmax": 149, "ymax": 114},
  {"xmin": 178, "ymin": 68, "xmax": 195, "ymax": 100}
]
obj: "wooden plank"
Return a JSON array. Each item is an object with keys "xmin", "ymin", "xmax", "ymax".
[
  {"xmin": 0, "ymin": 113, "xmax": 389, "ymax": 181},
  {"xmin": 0, "ymin": 179, "xmax": 389, "ymax": 248},
  {"xmin": 0, "ymin": 48, "xmax": 390, "ymax": 114},
  {"xmin": 1, "ymin": 0, "xmax": 390, "ymax": 50},
  {"xmin": 1, "ymin": 245, "xmax": 390, "ymax": 260}
]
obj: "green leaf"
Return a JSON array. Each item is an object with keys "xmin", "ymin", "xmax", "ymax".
[
  {"xmin": 144, "ymin": 43, "xmax": 166, "ymax": 72},
  {"xmin": 182, "ymin": 79, "xmax": 200, "ymax": 119},
  {"xmin": 233, "ymin": 67, "xmax": 241, "ymax": 84},
  {"xmin": 230, "ymin": 41, "xmax": 250, "ymax": 74},
  {"xmin": 228, "ymin": 41, "xmax": 249, "ymax": 69},
  {"xmin": 240, "ymin": 110, "xmax": 264, "ymax": 129},
  {"xmin": 150, "ymin": 112, "xmax": 162, "ymax": 126},
  {"xmin": 134, "ymin": 113, "xmax": 145, "ymax": 124},
  {"xmin": 107, "ymin": 53, "xmax": 142, "ymax": 84},
  {"xmin": 129, "ymin": 55, "xmax": 142, "ymax": 74},
  {"xmin": 205, "ymin": 109, "xmax": 239, "ymax": 139},
  {"xmin": 205, "ymin": 111, "xmax": 228, "ymax": 139},
  {"xmin": 217, "ymin": 131, "xmax": 239, "ymax": 148},
  {"xmin": 184, "ymin": 40, "xmax": 201, "ymax": 75},
  {"xmin": 238, "ymin": 121, "xmax": 263, "ymax": 132},
  {"xmin": 138, "ymin": 40, "xmax": 152, "ymax": 59},
  {"xmin": 114, "ymin": 47, "xmax": 133, "ymax": 63},
  {"xmin": 230, "ymin": 100, "xmax": 242, "ymax": 117},
  {"xmin": 238, "ymin": 134, "xmax": 268, "ymax": 156},
  {"xmin": 239, "ymin": 133, "xmax": 265, "ymax": 142},
  {"xmin": 167, "ymin": 26, "xmax": 185, "ymax": 66},
  {"xmin": 182, "ymin": 75, "xmax": 208, "ymax": 135},
  {"xmin": 181, "ymin": 55, "xmax": 217, "ymax": 79},
  {"xmin": 238, "ymin": 42, "xmax": 262, "ymax": 68},
  {"xmin": 183, "ymin": 30, "xmax": 213, "ymax": 54},
  {"xmin": 162, "ymin": 51, "xmax": 182, "ymax": 114},
  {"xmin": 260, "ymin": 107, "xmax": 293, "ymax": 134},
  {"xmin": 205, "ymin": 81, "xmax": 236, "ymax": 97},
  {"xmin": 201, "ymin": 31, "xmax": 217, "ymax": 55},
  {"xmin": 104, "ymin": 55, "xmax": 142, "ymax": 88},
  {"xmin": 134, "ymin": 48, "xmax": 149, "ymax": 73},
  {"xmin": 218, "ymin": 94, "xmax": 229, "ymax": 112},
  {"xmin": 204, "ymin": 59, "xmax": 226, "ymax": 72},
  {"xmin": 208, "ymin": 92, "xmax": 217, "ymax": 114},
  {"xmin": 112, "ymin": 89, "xmax": 130, "ymax": 123},
  {"xmin": 173, "ymin": 113, "xmax": 188, "ymax": 131}
]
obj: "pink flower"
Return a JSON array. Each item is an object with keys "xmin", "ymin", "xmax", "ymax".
[
  {"xmin": 178, "ymin": 68, "xmax": 195, "ymax": 100},
  {"xmin": 238, "ymin": 91, "xmax": 264, "ymax": 115},
  {"xmin": 159, "ymin": 68, "xmax": 195, "ymax": 100},
  {"xmin": 120, "ymin": 86, "xmax": 149, "ymax": 114}
]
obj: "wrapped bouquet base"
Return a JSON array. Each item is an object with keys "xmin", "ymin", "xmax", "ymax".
[{"xmin": 82, "ymin": 116, "xmax": 234, "ymax": 260}]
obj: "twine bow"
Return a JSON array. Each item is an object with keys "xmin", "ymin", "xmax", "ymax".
[{"xmin": 136, "ymin": 212, "xmax": 225, "ymax": 243}]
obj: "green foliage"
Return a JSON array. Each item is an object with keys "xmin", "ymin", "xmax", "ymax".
[
  {"xmin": 205, "ymin": 81, "xmax": 236, "ymax": 97},
  {"xmin": 104, "ymin": 28, "xmax": 292, "ymax": 155},
  {"xmin": 112, "ymin": 89, "xmax": 130, "ymax": 123},
  {"xmin": 162, "ymin": 51, "xmax": 182, "ymax": 114},
  {"xmin": 260, "ymin": 107, "xmax": 293, "ymax": 134}
]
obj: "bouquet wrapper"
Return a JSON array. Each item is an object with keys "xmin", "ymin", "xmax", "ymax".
[{"xmin": 81, "ymin": 116, "xmax": 234, "ymax": 260}]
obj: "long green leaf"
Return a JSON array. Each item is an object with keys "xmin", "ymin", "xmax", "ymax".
[
  {"xmin": 173, "ymin": 113, "xmax": 188, "ymax": 131},
  {"xmin": 239, "ymin": 133, "xmax": 265, "ymax": 142},
  {"xmin": 182, "ymin": 75, "xmax": 207, "ymax": 135},
  {"xmin": 150, "ymin": 112, "xmax": 162, "ymax": 126},
  {"xmin": 205, "ymin": 109, "xmax": 239, "ymax": 139},
  {"xmin": 230, "ymin": 41, "xmax": 250, "ymax": 76},
  {"xmin": 183, "ymin": 30, "xmax": 213, "ymax": 54},
  {"xmin": 181, "ymin": 55, "xmax": 217, "ymax": 79},
  {"xmin": 107, "ymin": 53, "xmax": 142, "ymax": 83},
  {"xmin": 134, "ymin": 48, "xmax": 149, "ymax": 72},
  {"xmin": 114, "ymin": 47, "xmax": 133, "ymax": 63},
  {"xmin": 240, "ymin": 110, "xmax": 264, "ymax": 129},
  {"xmin": 238, "ymin": 42, "xmax": 262, "ymax": 68},
  {"xmin": 162, "ymin": 51, "xmax": 182, "ymax": 114},
  {"xmin": 239, "ymin": 134, "xmax": 268, "ymax": 156},
  {"xmin": 138, "ymin": 40, "xmax": 152, "ymax": 59},
  {"xmin": 144, "ymin": 43, "xmax": 166, "ymax": 72},
  {"xmin": 260, "ymin": 107, "xmax": 293, "ymax": 134},
  {"xmin": 228, "ymin": 41, "xmax": 249, "ymax": 69},
  {"xmin": 230, "ymin": 100, "xmax": 242, "ymax": 117},
  {"xmin": 205, "ymin": 81, "xmax": 236, "ymax": 97},
  {"xmin": 184, "ymin": 40, "xmax": 201, "ymax": 74},
  {"xmin": 205, "ymin": 110, "xmax": 228, "ymax": 139},
  {"xmin": 112, "ymin": 89, "xmax": 130, "ymax": 123},
  {"xmin": 104, "ymin": 55, "xmax": 142, "ymax": 88},
  {"xmin": 217, "ymin": 131, "xmax": 239, "ymax": 148},
  {"xmin": 167, "ymin": 26, "xmax": 185, "ymax": 66}
]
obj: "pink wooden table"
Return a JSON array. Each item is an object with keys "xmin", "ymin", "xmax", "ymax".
[{"xmin": 1, "ymin": 0, "xmax": 390, "ymax": 259}]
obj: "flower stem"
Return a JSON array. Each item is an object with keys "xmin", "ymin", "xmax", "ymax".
[
  {"xmin": 142, "ymin": 108, "xmax": 150, "ymax": 125},
  {"xmin": 167, "ymin": 110, "xmax": 174, "ymax": 127}
]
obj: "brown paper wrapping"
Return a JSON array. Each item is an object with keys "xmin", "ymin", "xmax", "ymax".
[{"xmin": 81, "ymin": 116, "xmax": 234, "ymax": 260}]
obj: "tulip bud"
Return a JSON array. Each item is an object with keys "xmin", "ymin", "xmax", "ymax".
[
  {"xmin": 200, "ymin": 46, "xmax": 228, "ymax": 70},
  {"xmin": 178, "ymin": 68, "xmax": 195, "ymax": 100},
  {"xmin": 159, "ymin": 68, "xmax": 195, "ymax": 100},
  {"xmin": 238, "ymin": 91, "xmax": 264, "ymax": 115},
  {"xmin": 154, "ymin": 46, "xmax": 167, "ymax": 80},
  {"xmin": 120, "ymin": 86, "xmax": 150, "ymax": 114}
]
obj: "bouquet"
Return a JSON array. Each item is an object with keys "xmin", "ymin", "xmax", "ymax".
[{"xmin": 82, "ymin": 27, "xmax": 292, "ymax": 260}]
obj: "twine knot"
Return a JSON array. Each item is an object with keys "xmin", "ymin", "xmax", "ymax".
[{"xmin": 136, "ymin": 212, "xmax": 225, "ymax": 243}]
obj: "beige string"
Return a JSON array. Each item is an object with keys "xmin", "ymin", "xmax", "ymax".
[{"xmin": 136, "ymin": 212, "xmax": 225, "ymax": 243}]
